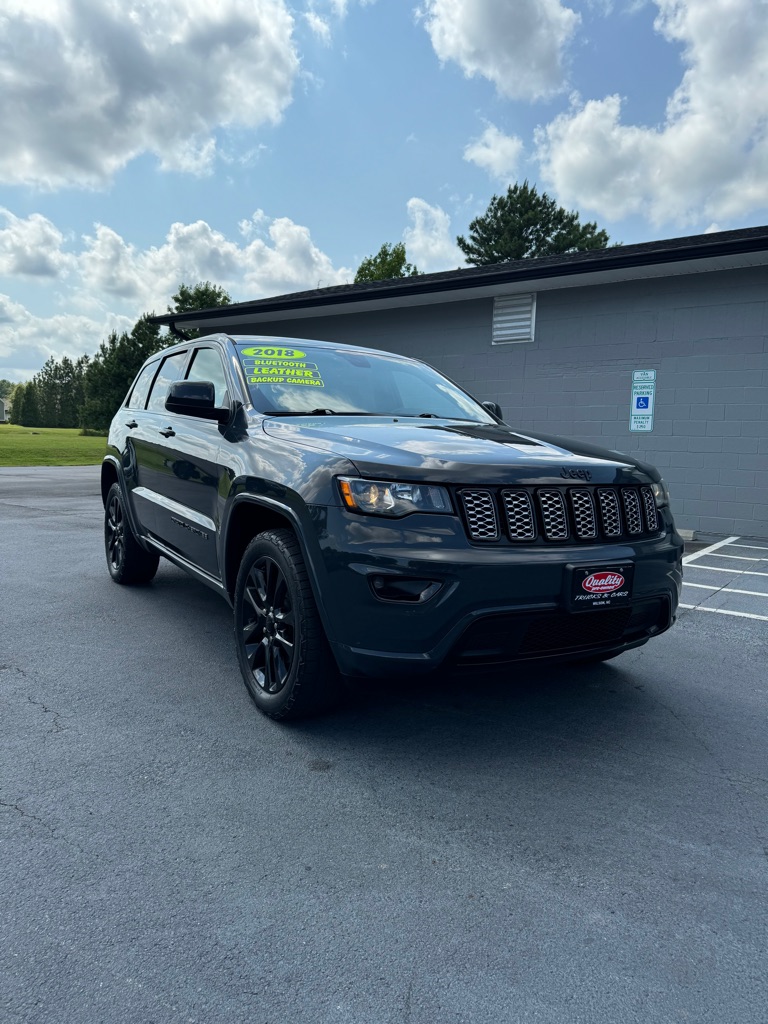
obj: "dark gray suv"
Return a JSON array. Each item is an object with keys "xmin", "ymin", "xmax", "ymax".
[{"xmin": 102, "ymin": 333, "xmax": 683, "ymax": 719}]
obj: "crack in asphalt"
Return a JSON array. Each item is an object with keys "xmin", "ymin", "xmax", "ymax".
[
  {"xmin": 26, "ymin": 695, "xmax": 65, "ymax": 733},
  {"xmin": 0, "ymin": 799, "xmax": 56, "ymax": 837}
]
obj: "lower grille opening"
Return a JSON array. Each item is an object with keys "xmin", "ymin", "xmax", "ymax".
[{"xmin": 454, "ymin": 599, "xmax": 668, "ymax": 665}]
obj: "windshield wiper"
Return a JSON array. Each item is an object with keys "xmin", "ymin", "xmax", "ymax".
[{"xmin": 265, "ymin": 409, "xmax": 385, "ymax": 417}]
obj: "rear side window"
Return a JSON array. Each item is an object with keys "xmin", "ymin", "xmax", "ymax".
[
  {"xmin": 126, "ymin": 361, "xmax": 159, "ymax": 410},
  {"xmin": 147, "ymin": 352, "xmax": 188, "ymax": 411}
]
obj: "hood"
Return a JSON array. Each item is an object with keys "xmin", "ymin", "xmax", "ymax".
[{"xmin": 261, "ymin": 416, "xmax": 655, "ymax": 487}]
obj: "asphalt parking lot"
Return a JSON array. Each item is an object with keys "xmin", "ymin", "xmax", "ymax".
[{"xmin": 1, "ymin": 467, "xmax": 767, "ymax": 1024}]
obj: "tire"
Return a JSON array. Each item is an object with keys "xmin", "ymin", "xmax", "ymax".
[
  {"xmin": 104, "ymin": 483, "xmax": 159, "ymax": 585},
  {"xmin": 234, "ymin": 529, "xmax": 340, "ymax": 721}
]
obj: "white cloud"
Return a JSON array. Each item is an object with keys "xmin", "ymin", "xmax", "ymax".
[
  {"xmin": 0, "ymin": 292, "xmax": 131, "ymax": 376},
  {"xmin": 305, "ymin": 11, "xmax": 332, "ymax": 43},
  {"xmin": 535, "ymin": 0, "xmax": 768, "ymax": 226},
  {"xmin": 0, "ymin": 209, "xmax": 353, "ymax": 375},
  {"xmin": 0, "ymin": 210, "xmax": 75, "ymax": 279},
  {"xmin": 418, "ymin": 0, "xmax": 580, "ymax": 100},
  {"xmin": 403, "ymin": 198, "xmax": 465, "ymax": 272},
  {"xmin": 0, "ymin": 0, "xmax": 299, "ymax": 188},
  {"xmin": 464, "ymin": 125, "xmax": 524, "ymax": 182}
]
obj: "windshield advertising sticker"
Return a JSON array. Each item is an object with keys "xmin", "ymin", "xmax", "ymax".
[{"xmin": 240, "ymin": 350, "xmax": 326, "ymax": 388}]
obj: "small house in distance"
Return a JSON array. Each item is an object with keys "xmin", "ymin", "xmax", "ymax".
[
  {"xmin": 0, "ymin": 397, "xmax": 10, "ymax": 423},
  {"xmin": 152, "ymin": 225, "xmax": 768, "ymax": 539}
]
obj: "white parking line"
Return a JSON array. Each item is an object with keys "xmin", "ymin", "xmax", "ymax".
[
  {"xmin": 702, "ymin": 553, "xmax": 768, "ymax": 561},
  {"xmin": 679, "ymin": 603, "xmax": 768, "ymax": 622},
  {"xmin": 683, "ymin": 582, "xmax": 768, "ymax": 598},
  {"xmin": 727, "ymin": 543, "xmax": 768, "ymax": 551},
  {"xmin": 690, "ymin": 565, "xmax": 768, "ymax": 577},
  {"xmin": 682, "ymin": 536, "xmax": 739, "ymax": 565}
]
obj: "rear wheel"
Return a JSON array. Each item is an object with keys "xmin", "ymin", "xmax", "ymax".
[
  {"xmin": 104, "ymin": 483, "xmax": 159, "ymax": 585},
  {"xmin": 234, "ymin": 529, "xmax": 340, "ymax": 720}
]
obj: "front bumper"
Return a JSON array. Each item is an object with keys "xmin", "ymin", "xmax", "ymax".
[{"xmin": 306, "ymin": 506, "xmax": 683, "ymax": 677}]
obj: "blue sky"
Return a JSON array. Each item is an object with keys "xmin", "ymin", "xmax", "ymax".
[{"xmin": 1, "ymin": 0, "xmax": 767, "ymax": 380}]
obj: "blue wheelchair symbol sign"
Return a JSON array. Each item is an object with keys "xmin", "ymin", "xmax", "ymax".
[{"xmin": 635, "ymin": 396, "xmax": 650, "ymax": 410}]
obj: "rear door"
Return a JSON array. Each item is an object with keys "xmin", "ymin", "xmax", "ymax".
[
  {"xmin": 130, "ymin": 349, "xmax": 190, "ymax": 542},
  {"xmin": 136, "ymin": 345, "xmax": 231, "ymax": 577}
]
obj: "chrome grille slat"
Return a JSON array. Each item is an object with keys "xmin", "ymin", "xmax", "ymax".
[
  {"xmin": 570, "ymin": 488, "xmax": 597, "ymax": 539},
  {"xmin": 597, "ymin": 488, "xmax": 622, "ymax": 537},
  {"xmin": 538, "ymin": 489, "xmax": 569, "ymax": 540},
  {"xmin": 621, "ymin": 488, "xmax": 643, "ymax": 535},
  {"xmin": 460, "ymin": 489, "xmax": 499, "ymax": 541},
  {"xmin": 640, "ymin": 486, "xmax": 659, "ymax": 532},
  {"xmin": 501, "ymin": 489, "xmax": 537, "ymax": 541}
]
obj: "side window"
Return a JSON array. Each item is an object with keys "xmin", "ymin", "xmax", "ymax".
[
  {"xmin": 186, "ymin": 347, "xmax": 229, "ymax": 406},
  {"xmin": 126, "ymin": 361, "xmax": 159, "ymax": 410},
  {"xmin": 146, "ymin": 352, "xmax": 188, "ymax": 412}
]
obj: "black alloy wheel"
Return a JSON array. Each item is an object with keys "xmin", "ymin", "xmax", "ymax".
[
  {"xmin": 104, "ymin": 482, "xmax": 159, "ymax": 585},
  {"xmin": 234, "ymin": 529, "xmax": 339, "ymax": 720},
  {"xmin": 241, "ymin": 555, "xmax": 296, "ymax": 695}
]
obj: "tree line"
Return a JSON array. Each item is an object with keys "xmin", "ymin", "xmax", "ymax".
[{"xmin": 8, "ymin": 282, "xmax": 230, "ymax": 433}]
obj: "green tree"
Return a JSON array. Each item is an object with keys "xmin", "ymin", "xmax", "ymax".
[
  {"xmin": 354, "ymin": 242, "xmax": 420, "ymax": 283},
  {"xmin": 21, "ymin": 380, "xmax": 41, "ymax": 427},
  {"xmin": 457, "ymin": 180, "xmax": 610, "ymax": 266},
  {"xmin": 0, "ymin": 378, "xmax": 16, "ymax": 401},
  {"xmin": 168, "ymin": 281, "xmax": 232, "ymax": 338},
  {"xmin": 9, "ymin": 382, "xmax": 25, "ymax": 424},
  {"xmin": 80, "ymin": 316, "xmax": 165, "ymax": 432}
]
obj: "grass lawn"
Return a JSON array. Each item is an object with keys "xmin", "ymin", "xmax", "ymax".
[{"xmin": 0, "ymin": 424, "xmax": 106, "ymax": 467}]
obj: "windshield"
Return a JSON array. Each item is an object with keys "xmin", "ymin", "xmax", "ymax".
[{"xmin": 235, "ymin": 342, "xmax": 496, "ymax": 423}]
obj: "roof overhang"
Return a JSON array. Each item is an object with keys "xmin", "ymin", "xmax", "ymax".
[{"xmin": 150, "ymin": 228, "xmax": 768, "ymax": 333}]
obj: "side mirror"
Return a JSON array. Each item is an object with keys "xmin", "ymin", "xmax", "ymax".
[
  {"xmin": 166, "ymin": 380, "xmax": 228, "ymax": 422},
  {"xmin": 482, "ymin": 400, "xmax": 503, "ymax": 421}
]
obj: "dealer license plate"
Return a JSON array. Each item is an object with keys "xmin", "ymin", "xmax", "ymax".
[{"xmin": 569, "ymin": 564, "xmax": 634, "ymax": 611}]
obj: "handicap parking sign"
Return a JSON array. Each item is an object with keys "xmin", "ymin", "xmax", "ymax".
[{"xmin": 630, "ymin": 374, "xmax": 656, "ymax": 431}]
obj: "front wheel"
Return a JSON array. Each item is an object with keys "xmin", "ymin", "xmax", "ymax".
[
  {"xmin": 234, "ymin": 529, "xmax": 340, "ymax": 721},
  {"xmin": 104, "ymin": 483, "xmax": 159, "ymax": 585}
]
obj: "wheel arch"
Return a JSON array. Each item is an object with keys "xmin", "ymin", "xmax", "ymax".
[
  {"xmin": 223, "ymin": 496, "xmax": 312, "ymax": 603},
  {"xmin": 101, "ymin": 457, "xmax": 120, "ymax": 507}
]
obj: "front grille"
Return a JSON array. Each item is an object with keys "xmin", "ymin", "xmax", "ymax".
[
  {"xmin": 640, "ymin": 486, "xmax": 659, "ymax": 533},
  {"xmin": 538, "ymin": 489, "xmax": 569, "ymax": 540},
  {"xmin": 454, "ymin": 599, "xmax": 669, "ymax": 665},
  {"xmin": 461, "ymin": 489, "xmax": 499, "ymax": 541},
  {"xmin": 597, "ymin": 488, "xmax": 622, "ymax": 537},
  {"xmin": 570, "ymin": 488, "xmax": 597, "ymax": 540},
  {"xmin": 501, "ymin": 489, "xmax": 537, "ymax": 540},
  {"xmin": 519, "ymin": 608, "xmax": 632, "ymax": 654},
  {"xmin": 622, "ymin": 488, "xmax": 643, "ymax": 535},
  {"xmin": 458, "ymin": 484, "xmax": 662, "ymax": 544}
]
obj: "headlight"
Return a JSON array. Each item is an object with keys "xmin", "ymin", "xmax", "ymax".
[
  {"xmin": 651, "ymin": 480, "xmax": 669, "ymax": 507},
  {"xmin": 338, "ymin": 477, "xmax": 452, "ymax": 517}
]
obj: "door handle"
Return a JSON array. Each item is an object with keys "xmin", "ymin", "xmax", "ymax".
[
  {"xmin": 159, "ymin": 427, "xmax": 176, "ymax": 438},
  {"xmin": 125, "ymin": 420, "xmax": 138, "ymax": 429}
]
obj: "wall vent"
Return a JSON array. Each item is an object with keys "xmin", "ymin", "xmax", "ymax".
[{"xmin": 492, "ymin": 293, "xmax": 536, "ymax": 344}]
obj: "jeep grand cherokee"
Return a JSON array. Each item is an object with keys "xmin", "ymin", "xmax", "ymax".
[{"xmin": 102, "ymin": 334, "xmax": 683, "ymax": 719}]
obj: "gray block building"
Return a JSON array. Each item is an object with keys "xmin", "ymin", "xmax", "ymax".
[{"xmin": 155, "ymin": 225, "xmax": 768, "ymax": 539}]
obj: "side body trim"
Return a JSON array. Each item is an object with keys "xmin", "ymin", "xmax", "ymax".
[{"xmin": 133, "ymin": 485, "xmax": 217, "ymax": 533}]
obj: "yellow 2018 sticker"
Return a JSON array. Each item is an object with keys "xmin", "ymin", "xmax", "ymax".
[{"xmin": 241, "ymin": 346, "xmax": 306, "ymax": 359}]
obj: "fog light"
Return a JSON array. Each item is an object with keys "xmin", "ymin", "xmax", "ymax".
[{"xmin": 369, "ymin": 576, "xmax": 442, "ymax": 603}]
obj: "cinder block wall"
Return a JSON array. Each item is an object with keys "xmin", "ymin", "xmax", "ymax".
[{"xmin": 233, "ymin": 265, "xmax": 768, "ymax": 538}]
